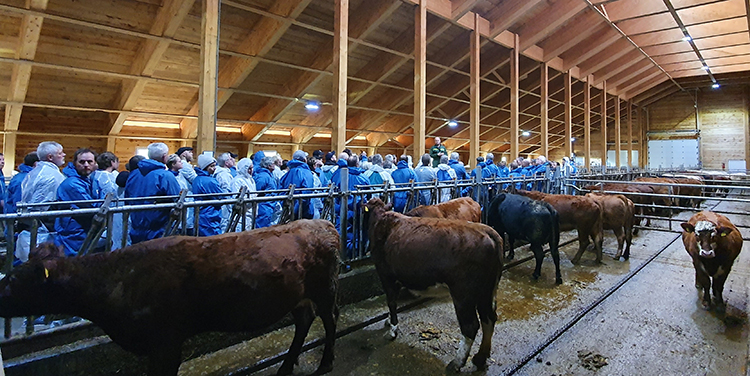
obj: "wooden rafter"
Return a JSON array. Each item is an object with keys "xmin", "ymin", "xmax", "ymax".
[
  {"xmin": 516, "ymin": 0, "xmax": 587, "ymax": 51},
  {"xmin": 109, "ymin": 0, "xmax": 196, "ymax": 136}
]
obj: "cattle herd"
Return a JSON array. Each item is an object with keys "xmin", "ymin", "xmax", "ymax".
[{"xmin": 0, "ymin": 172, "xmax": 744, "ymax": 375}]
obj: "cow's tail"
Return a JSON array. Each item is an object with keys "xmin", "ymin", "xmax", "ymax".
[
  {"xmin": 546, "ymin": 202, "xmax": 560, "ymax": 250},
  {"xmin": 591, "ymin": 199, "xmax": 605, "ymax": 253}
]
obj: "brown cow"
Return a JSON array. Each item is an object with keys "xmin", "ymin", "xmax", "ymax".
[
  {"xmin": 584, "ymin": 182, "xmax": 656, "ymax": 232},
  {"xmin": 586, "ymin": 192, "xmax": 635, "ymax": 260},
  {"xmin": 517, "ymin": 190, "xmax": 604, "ymax": 264},
  {"xmin": 405, "ymin": 196, "xmax": 481, "ymax": 222},
  {"xmin": 664, "ymin": 175, "xmax": 704, "ymax": 208},
  {"xmin": 0, "ymin": 220, "xmax": 340, "ymax": 376},
  {"xmin": 365, "ymin": 198, "xmax": 503, "ymax": 371},
  {"xmin": 681, "ymin": 211, "xmax": 743, "ymax": 312}
]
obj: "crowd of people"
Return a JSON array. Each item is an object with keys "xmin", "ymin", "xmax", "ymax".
[{"xmin": 3, "ymin": 138, "xmax": 579, "ymax": 264}]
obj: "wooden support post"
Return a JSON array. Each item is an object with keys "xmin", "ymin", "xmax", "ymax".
[
  {"xmin": 584, "ymin": 75, "xmax": 591, "ymax": 170},
  {"xmin": 510, "ymin": 34, "xmax": 520, "ymax": 160},
  {"xmin": 106, "ymin": 136, "xmax": 117, "ymax": 154},
  {"xmin": 627, "ymin": 100, "xmax": 633, "ymax": 168},
  {"xmin": 745, "ymin": 86, "xmax": 750, "ymax": 170},
  {"xmin": 332, "ymin": 0, "xmax": 348, "ymax": 155},
  {"xmin": 197, "ymin": 0, "xmax": 219, "ymax": 155},
  {"xmin": 2, "ymin": 133, "xmax": 16, "ymax": 177},
  {"xmin": 245, "ymin": 143, "xmax": 254, "ymax": 158},
  {"xmin": 564, "ymin": 72, "xmax": 572, "ymax": 158},
  {"xmin": 540, "ymin": 62, "xmax": 549, "ymax": 158},
  {"xmin": 469, "ymin": 13, "xmax": 480, "ymax": 164},
  {"xmin": 600, "ymin": 80, "xmax": 607, "ymax": 170},
  {"xmin": 413, "ymin": 0, "xmax": 427, "ymax": 164},
  {"xmin": 615, "ymin": 95, "xmax": 621, "ymax": 169},
  {"xmin": 641, "ymin": 107, "xmax": 647, "ymax": 168}
]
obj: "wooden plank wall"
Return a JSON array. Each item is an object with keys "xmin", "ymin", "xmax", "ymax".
[{"xmin": 648, "ymin": 86, "xmax": 748, "ymax": 170}]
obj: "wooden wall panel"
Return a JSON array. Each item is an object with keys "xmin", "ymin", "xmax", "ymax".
[
  {"xmin": 15, "ymin": 134, "xmax": 107, "ymax": 168},
  {"xmin": 647, "ymin": 90, "xmax": 696, "ymax": 132},
  {"xmin": 698, "ymin": 86, "xmax": 746, "ymax": 169},
  {"xmin": 111, "ymin": 138, "xmax": 182, "ymax": 169},
  {"xmin": 648, "ymin": 86, "xmax": 746, "ymax": 169}
]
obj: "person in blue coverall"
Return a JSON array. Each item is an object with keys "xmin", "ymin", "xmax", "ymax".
[
  {"xmin": 333, "ymin": 155, "xmax": 370, "ymax": 257},
  {"xmin": 54, "ymin": 149, "xmax": 102, "ymax": 256},
  {"xmin": 125, "ymin": 142, "xmax": 181, "ymax": 244},
  {"xmin": 5, "ymin": 152, "xmax": 38, "ymax": 217},
  {"xmin": 192, "ymin": 154, "xmax": 226, "ymax": 236},
  {"xmin": 390, "ymin": 155, "xmax": 417, "ymax": 213},
  {"xmin": 279, "ymin": 150, "xmax": 315, "ymax": 220},
  {"xmin": 253, "ymin": 155, "xmax": 280, "ymax": 228}
]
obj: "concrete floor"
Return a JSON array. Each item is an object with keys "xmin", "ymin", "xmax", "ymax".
[{"xmin": 176, "ymin": 197, "xmax": 750, "ymax": 376}]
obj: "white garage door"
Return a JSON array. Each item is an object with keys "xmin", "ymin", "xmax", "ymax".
[{"xmin": 647, "ymin": 139, "xmax": 700, "ymax": 169}]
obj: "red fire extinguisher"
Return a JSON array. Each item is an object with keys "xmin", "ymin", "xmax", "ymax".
[{"xmin": 722, "ymin": 162, "xmax": 726, "ymax": 170}]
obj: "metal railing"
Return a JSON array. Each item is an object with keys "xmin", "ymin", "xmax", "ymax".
[{"xmin": 3, "ymin": 167, "xmax": 750, "ymax": 337}]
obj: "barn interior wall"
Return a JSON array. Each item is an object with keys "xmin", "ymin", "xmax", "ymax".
[{"xmin": 648, "ymin": 86, "xmax": 748, "ymax": 170}]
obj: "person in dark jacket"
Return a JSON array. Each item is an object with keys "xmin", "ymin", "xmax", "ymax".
[
  {"xmin": 448, "ymin": 152, "xmax": 468, "ymax": 181},
  {"xmin": 124, "ymin": 143, "xmax": 181, "ymax": 244},
  {"xmin": 429, "ymin": 137, "xmax": 447, "ymax": 167},
  {"xmin": 390, "ymin": 155, "xmax": 418, "ymax": 213},
  {"xmin": 333, "ymin": 155, "xmax": 370, "ymax": 256},
  {"xmin": 192, "ymin": 154, "xmax": 226, "ymax": 236},
  {"xmin": 253, "ymin": 155, "xmax": 280, "ymax": 228},
  {"xmin": 279, "ymin": 150, "xmax": 315, "ymax": 220},
  {"xmin": 54, "ymin": 149, "xmax": 102, "ymax": 256}
]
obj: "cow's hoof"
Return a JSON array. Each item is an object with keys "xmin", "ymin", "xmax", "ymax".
[
  {"xmin": 570, "ymin": 258, "xmax": 581, "ymax": 265},
  {"xmin": 276, "ymin": 364, "xmax": 294, "ymax": 376},
  {"xmin": 311, "ymin": 364, "xmax": 333, "ymax": 375},
  {"xmin": 714, "ymin": 300, "xmax": 726, "ymax": 313},
  {"xmin": 555, "ymin": 278, "xmax": 563, "ymax": 285},
  {"xmin": 701, "ymin": 300, "xmax": 711, "ymax": 310},
  {"xmin": 384, "ymin": 326, "xmax": 399, "ymax": 340},
  {"xmin": 471, "ymin": 354, "xmax": 488, "ymax": 369},
  {"xmin": 531, "ymin": 274, "xmax": 540, "ymax": 281},
  {"xmin": 446, "ymin": 360, "xmax": 463, "ymax": 373}
]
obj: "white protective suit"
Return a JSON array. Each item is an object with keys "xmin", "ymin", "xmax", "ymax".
[
  {"xmin": 229, "ymin": 158, "xmax": 257, "ymax": 231},
  {"xmin": 18, "ymin": 161, "xmax": 65, "ymax": 261}
]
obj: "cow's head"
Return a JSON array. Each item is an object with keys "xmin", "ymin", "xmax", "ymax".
[
  {"xmin": 0, "ymin": 243, "xmax": 64, "ymax": 318},
  {"xmin": 681, "ymin": 220, "xmax": 733, "ymax": 258},
  {"xmin": 364, "ymin": 197, "xmax": 391, "ymax": 215}
]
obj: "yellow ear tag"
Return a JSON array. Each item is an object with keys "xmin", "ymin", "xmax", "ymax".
[
  {"xmin": 364, "ymin": 206, "xmax": 369, "ymax": 212},
  {"xmin": 721, "ymin": 232, "xmax": 727, "ymax": 237},
  {"xmin": 44, "ymin": 268, "xmax": 49, "ymax": 279}
]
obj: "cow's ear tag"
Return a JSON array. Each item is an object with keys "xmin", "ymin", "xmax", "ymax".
[
  {"xmin": 721, "ymin": 232, "xmax": 727, "ymax": 237},
  {"xmin": 364, "ymin": 206, "xmax": 369, "ymax": 212},
  {"xmin": 44, "ymin": 268, "xmax": 49, "ymax": 279}
]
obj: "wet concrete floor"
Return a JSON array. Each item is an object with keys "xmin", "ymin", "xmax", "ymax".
[{"xmin": 174, "ymin": 197, "xmax": 750, "ymax": 376}]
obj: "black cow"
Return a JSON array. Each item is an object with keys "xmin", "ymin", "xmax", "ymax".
[
  {"xmin": 486, "ymin": 193, "xmax": 562, "ymax": 284},
  {"xmin": 0, "ymin": 220, "xmax": 340, "ymax": 376}
]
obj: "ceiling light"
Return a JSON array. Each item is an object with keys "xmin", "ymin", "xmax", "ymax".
[
  {"xmin": 123, "ymin": 120, "xmax": 180, "ymax": 129},
  {"xmin": 447, "ymin": 120, "xmax": 458, "ymax": 127},
  {"xmin": 682, "ymin": 35, "xmax": 692, "ymax": 42},
  {"xmin": 571, "ymin": 137, "xmax": 576, "ymax": 142},
  {"xmin": 712, "ymin": 83, "xmax": 720, "ymax": 89},
  {"xmin": 521, "ymin": 131, "xmax": 530, "ymax": 137},
  {"xmin": 701, "ymin": 65, "xmax": 709, "ymax": 71},
  {"xmin": 305, "ymin": 101, "xmax": 320, "ymax": 111},
  {"xmin": 216, "ymin": 126, "xmax": 241, "ymax": 133}
]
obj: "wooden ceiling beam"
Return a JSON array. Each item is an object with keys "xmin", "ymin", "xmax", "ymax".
[
  {"xmin": 608, "ymin": 58, "xmax": 658, "ymax": 88},
  {"xmin": 487, "ymin": 0, "xmax": 547, "ymax": 38},
  {"xmin": 240, "ymin": 0, "xmax": 401, "ymax": 141},
  {"xmin": 5, "ymin": 0, "xmax": 49, "ymax": 133},
  {"xmin": 624, "ymin": 76, "xmax": 669, "ymax": 100},
  {"xmin": 617, "ymin": 69, "xmax": 663, "ymax": 95},
  {"xmin": 561, "ymin": 27, "xmax": 622, "ymax": 71},
  {"xmin": 348, "ymin": 16, "xmax": 450, "ymax": 106},
  {"xmin": 578, "ymin": 39, "xmax": 636, "ymax": 77},
  {"xmin": 108, "ymin": 0, "xmax": 196, "ymax": 136},
  {"xmin": 591, "ymin": 50, "xmax": 646, "ymax": 85},
  {"xmin": 450, "ymin": 0, "xmax": 482, "ymax": 21},
  {"xmin": 517, "ymin": 0, "xmax": 587, "ymax": 51},
  {"xmin": 540, "ymin": 9, "xmax": 604, "ymax": 62}
]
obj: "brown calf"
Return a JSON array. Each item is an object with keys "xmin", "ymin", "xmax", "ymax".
[
  {"xmin": 0, "ymin": 220, "xmax": 340, "ymax": 376},
  {"xmin": 681, "ymin": 211, "xmax": 743, "ymax": 312},
  {"xmin": 405, "ymin": 196, "xmax": 481, "ymax": 222},
  {"xmin": 365, "ymin": 198, "xmax": 503, "ymax": 371},
  {"xmin": 586, "ymin": 192, "xmax": 635, "ymax": 260},
  {"xmin": 517, "ymin": 190, "xmax": 604, "ymax": 264}
]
